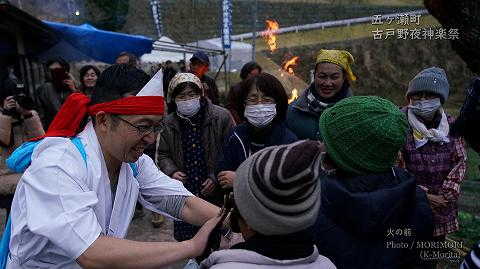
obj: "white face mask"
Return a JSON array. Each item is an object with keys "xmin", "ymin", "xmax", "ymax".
[
  {"xmin": 244, "ymin": 104, "xmax": 277, "ymax": 128},
  {"xmin": 176, "ymin": 97, "xmax": 201, "ymax": 117},
  {"xmin": 409, "ymin": 98, "xmax": 441, "ymax": 118}
]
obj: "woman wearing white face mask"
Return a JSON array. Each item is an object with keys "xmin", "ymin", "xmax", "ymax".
[
  {"xmin": 216, "ymin": 73, "xmax": 298, "ymax": 189},
  {"xmin": 155, "ymin": 73, "xmax": 234, "ymax": 241},
  {"xmin": 398, "ymin": 67, "xmax": 466, "ymax": 267}
]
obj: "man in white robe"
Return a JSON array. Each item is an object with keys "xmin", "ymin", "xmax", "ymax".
[{"xmin": 6, "ymin": 65, "xmax": 220, "ymax": 269}]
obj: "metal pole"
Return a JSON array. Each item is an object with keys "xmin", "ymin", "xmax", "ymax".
[
  {"xmin": 251, "ymin": 0, "xmax": 257, "ymax": 61},
  {"xmin": 215, "ymin": 52, "xmax": 228, "ymax": 81},
  {"xmin": 24, "ymin": 58, "xmax": 34, "ymax": 97},
  {"xmin": 224, "ymin": 53, "xmax": 228, "ymax": 93}
]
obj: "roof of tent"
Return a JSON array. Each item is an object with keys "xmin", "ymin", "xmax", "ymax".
[
  {"xmin": 187, "ymin": 38, "xmax": 253, "ymax": 72},
  {"xmin": 38, "ymin": 21, "xmax": 153, "ymax": 64},
  {"xmin": 141, "ymin": 36, "xmax": 193, "ymax": 63},
  {"xmin": 0, "ymin": 1, "xmax": 58, "ymax": 56}
]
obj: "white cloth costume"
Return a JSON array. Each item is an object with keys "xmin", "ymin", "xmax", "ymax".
[{"xmin": 6, "ymin": 121, "xmax": 192, "ymax": 268}]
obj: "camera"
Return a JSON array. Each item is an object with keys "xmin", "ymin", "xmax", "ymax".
[{"xmin": 13, "ymin": 94, "xmax": 35, "ymax": 111}]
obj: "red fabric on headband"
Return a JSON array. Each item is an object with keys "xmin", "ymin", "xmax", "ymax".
[
  {"xmin": 88, "ymin": 96, "xmax": 165, "ymax": 115},
  {"xmin": 32, "ymin": 93, "xmax": 164, "ymax": 140}
]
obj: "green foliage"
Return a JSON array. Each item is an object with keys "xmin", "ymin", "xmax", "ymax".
[
  {"xmin": 85, "ymin": 0, "xmax": 130, "ymax": 31},
  {"xmin": 466, "ymin": 148, "xmax": 480, "ymax": 181},
  {"xmin": 451, "ymin": 211, "xmax": 480, "ymax": 248}
]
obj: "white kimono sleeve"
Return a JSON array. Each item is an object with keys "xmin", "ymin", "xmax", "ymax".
[
  {"xmin": 135, "ymin": 154, "xmax": 193, "ymax": 219},
  {"xmin": 22, "ymin": 138, "xmax": 102, "ymax": 259}
]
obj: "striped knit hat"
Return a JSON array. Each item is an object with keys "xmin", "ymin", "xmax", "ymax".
[{"xmin": 234, "ymin": 140, "xmax": 323, "ymax": 235}]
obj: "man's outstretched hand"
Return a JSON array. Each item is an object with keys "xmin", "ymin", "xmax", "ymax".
[{"xmin": 187, "ymin": 215, "xmax": 222, "ymax": 258}]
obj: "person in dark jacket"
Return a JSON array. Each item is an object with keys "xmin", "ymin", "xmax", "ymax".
[
  {"xmin": 457, "ymin": 80, "xmax": 480, "ymax": 268},
  {"xmin": 286, "ymin": 49, "xmax": 355, "ymax": 140},
  {"xmin": 189, "ymin": 51, "xmax": 220, "ymax": 105},
  {"xmin": 0, "ymin": 65, "xmax": 17, "ymax": 99},
  {"xmin": 37, "ymin": 57, "xmax": 78, "ymax": 129},
  {"xmin": 226, "ymin": 62, "xmax": 262, "ymax": 124},
  {"xmin": 155, "ymin": 72, "xmax": 234, "ymax": 241},
  {"xmin": 313, "ymin": 96, "xmax": 434, "ymax": 269},
  {"xmin": 452, "ymin": 77, "xmax": 480, "ymax": 152},
  {"xmin": 216, "ymin": 73, "xmax": 297, "ymax": 190}
]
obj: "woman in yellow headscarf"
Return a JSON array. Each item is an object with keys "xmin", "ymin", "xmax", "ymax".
[{"xmin": 286, "ymin": 49, "xmax": 356, "ymax": 140}]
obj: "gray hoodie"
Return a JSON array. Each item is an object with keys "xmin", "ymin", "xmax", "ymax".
[{"xmin": 200, "ymin": 247, "xmax": 336, "ymax": 269}]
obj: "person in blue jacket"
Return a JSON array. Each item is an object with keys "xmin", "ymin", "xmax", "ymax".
[
  {"xmin": 216, "ymin": 73, "xmax": 297, "ymax": 189},
  {"xmin": 313, "ymin": 96, "xmax": 434, "ymax": 269}
]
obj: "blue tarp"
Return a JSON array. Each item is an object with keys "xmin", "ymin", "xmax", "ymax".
[{"xmin": 39, "ymin": 21, "xmax": 153, "ymax": 64}]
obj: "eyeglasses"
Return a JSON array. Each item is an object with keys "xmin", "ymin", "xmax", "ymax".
[{"xmin": 112, "ymin": 115, "xmax": 162, "ymax": 136}]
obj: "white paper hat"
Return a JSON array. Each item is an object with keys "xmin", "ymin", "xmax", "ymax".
[{"xmin": 136, "ymin": 69, "xmax": 164, "ymax": 97}]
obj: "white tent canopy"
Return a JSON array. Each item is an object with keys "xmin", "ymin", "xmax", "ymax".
[
  {"xmin": 141, "ymin": 36, "xmax": 193, "ymax": 63},
  {"xmin": 187, "ymin": 38, "xmax": 253, "ymax": 72}
]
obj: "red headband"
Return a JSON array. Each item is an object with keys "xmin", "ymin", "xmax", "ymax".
[{"xmin": 33, "ymin": 93, "xmax": 164, "ymax": 140}]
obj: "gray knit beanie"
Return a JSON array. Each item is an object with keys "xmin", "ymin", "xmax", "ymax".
[
  {"xmin": 406, "ymin": 67, "xmax": 450, "ymax": 103},
  {"xmin": 234, "ymin": 140, "xmax": 322, "ymax": 236}
]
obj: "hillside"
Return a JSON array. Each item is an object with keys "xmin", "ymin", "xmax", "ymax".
[
  {"xmin": 260, "ymin": 36, "xmax": 473, "ymax": 111},
  {"xmin": 159, "ymin": 0, "xmax": 423, "ymax": 43}
]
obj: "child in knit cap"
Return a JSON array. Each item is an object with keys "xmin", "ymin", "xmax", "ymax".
[
  {"xmin": 314, "ymin": 96, "xmax": 433, "ymax": 269},
  {"xmin": 200, "ymin": 140, "xmax": 335, "ymax": 268},
  {"xmin": 398, "ymin": 67, "xmax": 467, "ymax": 244}
]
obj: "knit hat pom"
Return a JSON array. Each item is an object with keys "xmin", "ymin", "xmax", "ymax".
[{"xmin": 234, "ymin": 140, "xmax": 323, "ymax": 236}]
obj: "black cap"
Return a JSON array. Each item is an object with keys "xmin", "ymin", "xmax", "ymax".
[{"xmin": 191, "ymin": 51, "xmax": 210, "ymax": 65}]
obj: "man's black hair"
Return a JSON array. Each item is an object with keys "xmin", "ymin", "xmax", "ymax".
[
  {"xmin": 90, "ymin": 64, "xmax": 150, "ymax": 105},
  {"xmin": 116, "ymin": 52, "xmax": 138, "ymax": 68},
  {"xmin": 45, "ymin": 57, "xmax": 70, "ymax": 72}
]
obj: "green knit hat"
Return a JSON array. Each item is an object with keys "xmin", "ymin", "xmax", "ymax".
[{"xmin": 319, "ymin": 96, "xmax": 408, "ymax": 175}]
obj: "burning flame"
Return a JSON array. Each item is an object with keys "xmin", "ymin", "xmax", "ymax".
[
  {"xmin": 288, "ymin": 89, "xmax": 299, "ymax": 104},
  {"xmin": 262, "ymin": 19, "xmax": 279, "ymax": 52},
  {"xmin": 282, "ymin": 55, "xmax": 300, "ymax": 104},
  {"xmin": 282, "ymin": 56, "xmax": 299, "ymax": 75}
]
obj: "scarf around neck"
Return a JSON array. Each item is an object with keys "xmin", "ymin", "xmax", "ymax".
[
  {"xmin": 306, "ymin": 83, "xmax": 351, "ymax": 116},
  {"xmin": 407, "ymin": 107, "xmax": 450, "ymax": 149}
]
